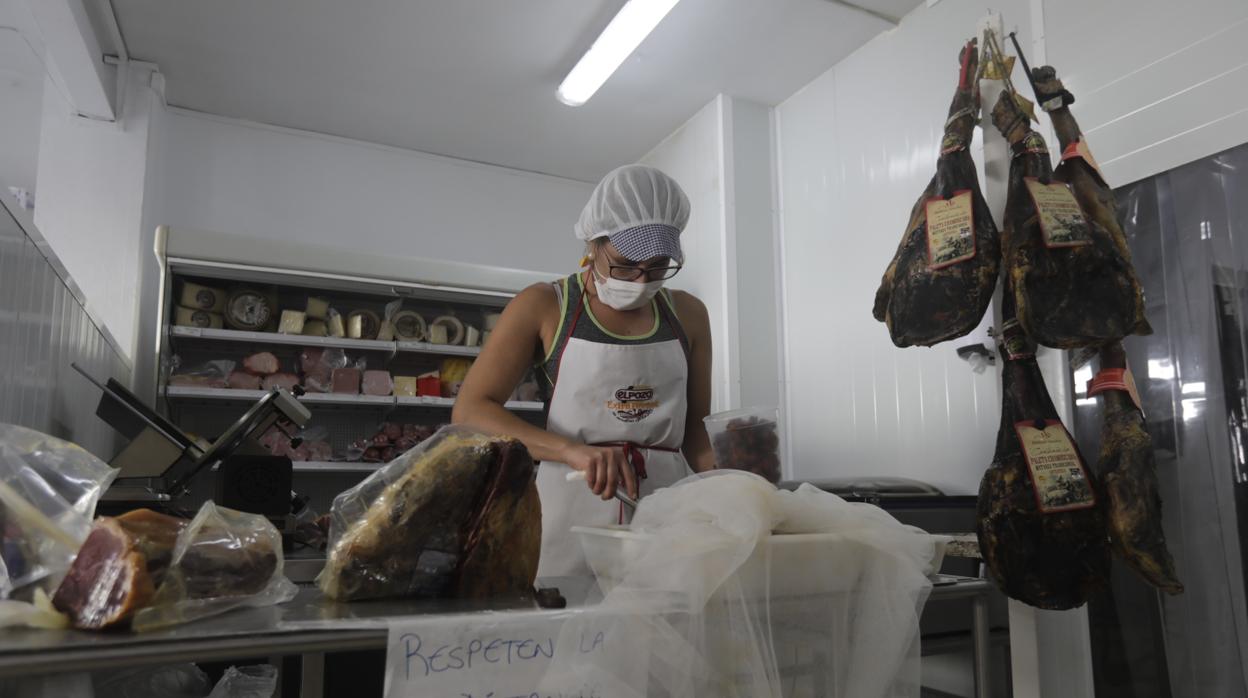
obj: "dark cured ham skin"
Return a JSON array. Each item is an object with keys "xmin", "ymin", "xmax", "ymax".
[
  {"xmin": 990, "ymin": 91, "xmax": 1148, "ymax": 349},
  {"xmin": 874, "ymin": 39, "xmax": 1000, "ymax": 347},
  {"xmin": 1035, "ymin": 67, "xmax": 1149, "ymax": 342},
  {"xmin": 318, "ymin": 431, "xmax": 540, "ymax": 601},
  {"xmin": 1093, "ymin": 342, "xmax": 1183, "ymax": 594},
  {"xmin": 976, "ymin": 322, "xmax": 1111, "ymax": 609}
]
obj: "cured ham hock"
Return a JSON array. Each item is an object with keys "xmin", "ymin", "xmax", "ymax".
[
  {"xmin": 873, "ymin": 39, "xmax": 1000, "ymax": 347},
  {"xmin": 318, "ymin": 429, "xmax": 541, "ymax": 601},
  {"xmin": 977, "ymin": 319, "xmax": 1111, "ymax": 609},
  {"xmin": 990, "ymin": 87, "xmax": 1148, "ymax": 349}
]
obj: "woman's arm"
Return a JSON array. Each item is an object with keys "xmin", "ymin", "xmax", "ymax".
[
  {"xmin": 452, "ymin": 284, "xmax": 638, "ymax": 500},
  {"xmin": 673, "ymin": 291, "xmax": 715, "ymax": 473}
]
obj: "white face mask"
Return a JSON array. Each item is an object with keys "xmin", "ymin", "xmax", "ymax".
[{"xmin": 592, "ymin": 267, "xmax": 664, "ymax": 311}]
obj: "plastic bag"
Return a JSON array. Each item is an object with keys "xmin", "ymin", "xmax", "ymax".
[
  {"xmin": 299, "ymin": 347, "xmax": 348, "ymax": 393},
  {"xmin": 207, "ymin": 665, "xmax": 277, "ymax": 698},
  {"xmin": 258, "ymin": 424, "xmax": 331, "ymax": 462},
  {"xmin": 168, "ymin": 357, "xmax": 235, "ymax": 389},
  {"xmin": 0, "ymin": 588, "xmax": 67, "ymax": 629},
  {"xmin": 539, "ymin": 470, "xmax": 936, "ymax": 698},
  {"xmin": 132, "ymin": 502, "xmax": 297, "ymax": 632},
  {"xmin": 317, "ymin": 427, "xmax": 540, "ymax": 601},
  {"xmin": 0, "ymin": 424, "xmax": 118, "ymax": 598},
  {"xmin": 93, "ymin": 663, "xmax": 211, "ymax": 698}
]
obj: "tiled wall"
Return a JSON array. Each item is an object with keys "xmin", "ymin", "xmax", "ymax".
[{"xmin": 0, "ymin": 199, "xmax": 131, "ymax": 461}]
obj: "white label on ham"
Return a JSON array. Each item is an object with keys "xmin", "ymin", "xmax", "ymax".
[
  {"xmin": 925, "ymin": 190, "xmax": 976, "ymax": 269},
  {"xmin": 1025, "ymin": 178, "xmax": 1093, "ymax": 248},
  {"xmin": 1014, "ymin": 420, "xmax": 1097, "ymax": 513}
]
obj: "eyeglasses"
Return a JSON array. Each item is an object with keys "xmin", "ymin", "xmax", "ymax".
[{"xmin": 600, "ymin": 249, "xmax": 683, "ymax": 282}]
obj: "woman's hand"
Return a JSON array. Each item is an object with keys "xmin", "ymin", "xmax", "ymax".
[{"xmin": 560, "ymin": 443, "xmax": 638, "ymax": 501}]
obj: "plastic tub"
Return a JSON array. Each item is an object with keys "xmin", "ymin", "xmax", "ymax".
[
  {"xmin": 703, "ymin": 406, "xmax": 781, "ymax": 483},
  {"xmin": 573, "ymin": 525, "xmax": 947, "ymax": 598}
]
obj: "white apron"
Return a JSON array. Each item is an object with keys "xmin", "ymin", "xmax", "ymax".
[{"xmin": 535, "ymin": 279, "xmax": 691, "ymax": 579}]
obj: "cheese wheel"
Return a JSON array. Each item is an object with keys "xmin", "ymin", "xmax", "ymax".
[
  {"xmin": 279, "ymin": 310, "xmax": 307, "ymax": 335},
  {"xmin": 175, "ymin": 306, "xmax": 223, "ymax": 329},
  {"xmin": 224, "ymin": 289, "xmax": 273, "ymax": 331},
  {"xmin": 306, "ymin": 297, "xmax": 330, "ymax": 320},
  {"xmin": 181, "ymin": 282, "xmax": 226, "ymax": 313},
  {"xmin": 347, "ymin": 310, "xmax": 381, "ymax": 340},
  {"xmin": 429, "ymin": 316, "xmax": 465, "ymax": 346},
  {"xmin": 391, "ymin": 310, "xmax": 427, "ymax": 341},
  {"xmin": 327, "ymin": 312, "xmax": 346, "ymax": 338}
]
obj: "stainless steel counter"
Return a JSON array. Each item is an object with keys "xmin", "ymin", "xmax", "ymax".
[{"xmin": 0, "ymin": 575, "xmax": 995, "ymax": 696}]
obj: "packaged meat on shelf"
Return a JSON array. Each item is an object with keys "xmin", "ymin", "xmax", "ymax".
[{"xmin": 160, "ymin": 265, "xmax": 545, "ymax": 501}]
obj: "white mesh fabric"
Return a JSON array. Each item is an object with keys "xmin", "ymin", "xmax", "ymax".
[
  {"xmin": 539, "ymin": 471, "xmax": 936, "ymax": 697},
  {"xmin": 575, "ymin": 164, "xmax": 691, "ymax": 242}
]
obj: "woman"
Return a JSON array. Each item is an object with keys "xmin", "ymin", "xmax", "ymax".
[{"xmin": 452, "ymin": 164, "xmax": 714, "ymax": 578}]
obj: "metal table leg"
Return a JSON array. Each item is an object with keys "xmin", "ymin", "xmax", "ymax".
[
  {"xmin": 972, "ymin": 594, "xmax": 991, "ymax": 698},
  {"xmin": 300, "ymin": 652, "xmax": 325, "ymax": 698}
]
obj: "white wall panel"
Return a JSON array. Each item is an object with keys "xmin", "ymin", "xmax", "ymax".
[
  {"xmin": 641, "ymin": 98, "xmax": 733, "ymax": 411},
  {"xmin": 33, "ymin": 65, "xmax": 161, "ymax": 362},
  {"xmin": 775, "ymin": 0, "xmax": 1035, "ymax": 493},
  {"xmin": 153, "ymin": 109, "xmax": 594, "ymax": 278},
  {"xmin": 1043, "ymin": 0, "xmax": 1248, "ymax": 186}
]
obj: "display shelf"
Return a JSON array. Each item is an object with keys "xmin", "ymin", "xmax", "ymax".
[
  {"xmin": 395, "ymin": 340, "xmax": 481, "ymax": 357},
  {"xmin": 293, "ymin": 461, "xmax": 380, "ymax": 473},
  {"xmin": 395, "ymin": 395, "xmax": 544, "ymax": 412},
  {"xmin": 169, "ymin": 326, "xmax": 395, "ymax": 352},
  {"xmin": 299, "ymin": 392, "xmax": 395, "ymax": 406},
  {"xmin": 165, "ymin": 387, "xmax": 543, "ymax": 412},
  {"xmin": 166, "ymin": 386, "xmax": 395, "ymax": 407}
]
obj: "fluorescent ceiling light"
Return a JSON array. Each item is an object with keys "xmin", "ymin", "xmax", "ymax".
[{"xmin": 557, "ymin": 0, "xmax": 682, "ymax": 106}]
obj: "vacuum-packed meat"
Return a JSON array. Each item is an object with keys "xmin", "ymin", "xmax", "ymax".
[
  {"xmin": 362, "ymin": 370, "xmax": 393, "ymax": 396},
  {"xmin": 977, "ymin": 318, "xmax": 1110, "ymax": 609},
  {"xmin": 262, "ymin": 373, "xmax": 300, "ymax": 392},
  {"xmin": 242, "ymin": 352, "xmax": 280, "ymax": 376},
  {"xmin": 52, "ymin": 510, "xmax": 187, "ymax": 629},
  {"xmin": 318, "ymin": 429, "xmax": 541, "ymax": 601},
  {"xmin": 331, "ymin": 368, "xmax": 361, "ymax": 394},
  {"xmin": 873, "ymin": 39, "xmax": 1000, "ymax": 347},
  {"xmin": 990, "ymin": 89, "xmax": 1146, "ymax": 349},
  {"xmin": 227, "ymin": 371, "xmax": 263, "ymax": 390}
]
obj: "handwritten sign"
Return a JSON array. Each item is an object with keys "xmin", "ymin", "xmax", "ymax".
[{"xmin": 384, "ymin": 611, "xmax": 632, "ymax": 698}]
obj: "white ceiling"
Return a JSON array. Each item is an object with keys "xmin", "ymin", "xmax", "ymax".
[{"xmin": 110, "ymin": 0, "xmax": 919, "ymax": 182}]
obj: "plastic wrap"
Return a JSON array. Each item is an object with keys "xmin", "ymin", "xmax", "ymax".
[
  {"xmin": 168, "ymin": 357, "xmax": 235, "ymax": 389},
  {"xmin": 299, "ymin": 347, "xmax": 347, "ymax": 392},
  {"xmin": 132, "ymin": 502, "xmax": 296, "ymax": 632},
  {"xmin": 317, "ymin": 427, "xmax": 540, "ymax": 601},
  {"xmin": 0, "ymin": 589, "xmax": 67, "ymax": 629},
  {"xmin": 93, "ymin": 664, "xmax": 211, "ymax": 698},
  {"xmin": 0, "ymin": 425, "xmax": 118, "ymax": 598},
  {"xmin": 539, "ymin": 471, "xmax": 936, "ymax": 698},
  {"xmin": 207, "ymin": 665, "xmax": 278, "ymax": 698}
]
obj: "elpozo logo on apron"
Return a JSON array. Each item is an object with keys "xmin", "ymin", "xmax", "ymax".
[{"xmin": 607, "ymin": 385, "xmax": 659, "ymax": 423}]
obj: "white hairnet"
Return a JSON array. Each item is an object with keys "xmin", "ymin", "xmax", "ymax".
[{"xmin": 575, "ymin": 164, "xmax": 691, "ymax": 242}]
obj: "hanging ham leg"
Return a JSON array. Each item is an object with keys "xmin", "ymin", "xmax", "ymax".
[
  {"xmin": 1032, "ymin": 66, "xmax": 1151, "ymax": 336},
  {"xmin": 873, "ymin": 39, "xmax": 1000, "ymax": 347},
  {"xmin": 990, "ymin": 90, "xmax": 1146, "ymax": 349},
  {"xmin": 1090, "ymin": 342, "xmax": 1183, "ymax": 593},
  {"xmin": 977, "ymin": 318, "xmax": 1111, "ymax": 609}
]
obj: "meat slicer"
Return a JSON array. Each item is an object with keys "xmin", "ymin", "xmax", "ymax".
[{"xmin": 72, "ymin": 363, "xmax": 310, "ymax": 520}]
